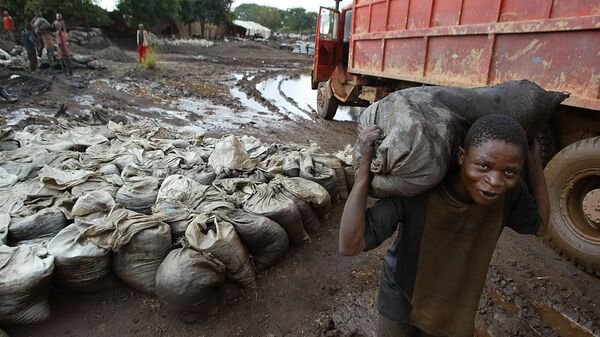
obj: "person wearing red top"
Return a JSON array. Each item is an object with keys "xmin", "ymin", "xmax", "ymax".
[{"xmin": 3, "ymin": 11, "xmax": 14, "ymax": 43}]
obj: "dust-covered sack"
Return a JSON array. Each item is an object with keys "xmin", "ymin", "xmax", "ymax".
[
  {"xmin": 185, "ymin": 213, "xmax": 256, "ymax": 288},
  {"xmin": 115, "ymin": 176, "xmax": 161, "ymax": 214},
  {"xmin": 299, "ymin": 155, "xmax": 339, "ymax": 202},
  {"xmin": 155, "ymin": 248, "xmax": 225, "ymax": 322},
  {"xmin": 356, "ymin": 80, "xmax": 568, "ymax": 198},
  {"xmin": 244, "ymin": 183, "xmax": 309, "ymax": 245},
  {"xmin": 273, "ymin": 175, "xmax": 331, "ymax": 220},
  {"xmin": 8, "ymin": 208, "xmax": 67, "ymax": 245},
  {"xmin": 208, "ymin": 135, "xmax": 259, "ymax": 175},
  {"xmin": 216, "ymin": 209, "xmax": 288, "ymax": 271},
  {"xmin": 78, "ymin": 209, "xmax": 171, "ymax": 295},
  {"xmin": 47, "ymin": 224, "xmax": 112, "ymax": 292},
  {"xmin": 0, "ymin": 245, "xmax": 54, "ymax": 326}
]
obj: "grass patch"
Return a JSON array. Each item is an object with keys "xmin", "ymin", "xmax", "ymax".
[{"xmin": 143, "ymin": 47, "xmax": 158, "ymax": 70}]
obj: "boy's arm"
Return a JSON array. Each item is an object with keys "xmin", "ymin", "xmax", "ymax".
[
  {"xmin": 339, "ymin": 126, "xmax": 382, "ymax": 256},
  {"xmin": 525, "ymin": 139, "xmax": 550, "ymax": 236}
]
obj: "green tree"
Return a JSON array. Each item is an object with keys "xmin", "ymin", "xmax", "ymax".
[
  {"xmin": 179, "ymin": 0, "xmax": 233, "ymax": 38},
  {"xmin": 282, "ymin": 7, "xmax": 317, "ymax": 34},
  {"xmin": 0, "ymin": 0, "xmax": 110, "ymax": 27},
  {"xmin": 117, "ymin": 0, "xmax": 181, "ymax": 29},
  {"xmin": 234, "ymin": 4, "xmax": 284, "ymax": 31}
]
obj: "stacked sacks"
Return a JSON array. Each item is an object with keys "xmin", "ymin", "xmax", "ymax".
[
  {"xmin": 0, "ymin": 245, "xmax": 54, "ymax": 325},
  {"xmin": 78, "ymin": 206, "xmax": 171, "ymax": 295},
  {"xmin": 185, "ymin": 213, "xmax": 256, "ymax": 288},
  {"xmin": 48, "ymin": 191, "xmax": 113, "ymax": 292},
  {"xmin": 152, "ymin": 175, "xmax": 210, "ymax": 238},
  {"xmin": 155, "ymin": 247, "xmax": 225, "ymax": 322},
  {"xmin": 215, "ymin": 209, "xmax": 288, "ymax": 271}
]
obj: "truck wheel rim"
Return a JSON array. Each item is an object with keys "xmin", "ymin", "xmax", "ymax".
[
  {"xmin": 560, "ymin": 168, "xmax": 600, "ymax": 241},
  {"xmin": 583, "ymin": 188, "xmax": 600, "ymax": 231}
]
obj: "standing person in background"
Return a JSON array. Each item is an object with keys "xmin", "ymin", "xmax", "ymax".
[
  {"xmin": 31, "ymin": 16, "xmax": 52, "ymax": 58},
  {"xmin": 53, "ymin": 13, "xmax": 72, "ymax": 77},
  {"xmin": 41, "ymin": 26, "xmax": 55, "ymax": 69},
  {"xmin": 137, "ymin": 24, "xmax": 149, "ymax": 63},
  {"xmin": 3, "ymin": 11, "xmax": 14, "ymax": 43},
  {"xmin": 21, "ymin": 23, "xmax": 39, "ymax": 72}
]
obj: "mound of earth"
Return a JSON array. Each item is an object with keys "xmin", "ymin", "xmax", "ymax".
[
  {"xmin": 0, "ymin": 72, "xmax": 51, "ymax": 97},
  {"xmin": 94, "ymin": 46, "xmax": 134, "ymax": 63}
]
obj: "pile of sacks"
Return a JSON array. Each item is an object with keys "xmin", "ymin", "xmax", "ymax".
[
  {"xmin": 0, "ymin": 120, "xmax": 353, "ymax": 325},
  {"xmin": 2, "ymin": 46, "xmax": 105, "ymax": 70}
]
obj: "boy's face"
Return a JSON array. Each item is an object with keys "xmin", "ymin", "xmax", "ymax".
[{"xmin": 458, "ymin": 140, "xmax": 525, "ymax": 206}]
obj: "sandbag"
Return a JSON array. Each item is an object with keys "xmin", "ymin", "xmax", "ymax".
[
  {"xmin": 299, "ymin": 155, "xmax": 339, "ymax": 202},
  {"xmin": 274, "ymin": 175, "xmax": 331, "ymax": 219},
  {"xmin": 47, "ymin": 224, "xmax": 112, "ymax": 292},
  {"xmin": 8, "ymin": 208, "xmax": 67, "ymax": 244},
  {"xmin": 208, "ymin": 135, "xmax": 258, "ymax": 175},
  {"xmin": 244, "ymin": 183, "xmax": 309, "ymax": 245},
  {"xmin": 185, "ymin": 213, "xmax": 256, "ymax": 288},
  {"xmin": 38, "ymin": 166, "xmax": 100, "ymax": 190},
  {"xmin": 78, "ymin": 209, "xmax": 171, "ymax": 295},
  {"xmin": 155, "ymin": 248, "xmax": 225, "ymax": 322},
  {"xmin": 153, "ymin": 175, "xmax": 210, "ymax": 238},
  {"xmin": 0, "ymin": 213, "xmax": 8, "ymax": 245},
  {"xmin": 216, "ymin": 209, "xmax": 288, "ymax": 271},
  {"xmin": 115, "ymin": 176, "xmax": 161, "ymax": 214},
  {"xmin": 179, "ymin": 164, "xmax": 216, "ymax": 185},
  {"xmin": 355, "ymin": 80, "xmax": 568, "ymax": 198},
  {"xmin": 0, "ymin": 245, "xmax": 54, "ymax": 326},
  {"xmin": 71, "ymin": 174, "xmax": 123, "ymax": 198}
]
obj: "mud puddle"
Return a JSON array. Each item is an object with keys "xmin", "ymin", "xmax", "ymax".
[{"xmin": 258, "ymin": 74, "xmax": 360, "ymax": 122}]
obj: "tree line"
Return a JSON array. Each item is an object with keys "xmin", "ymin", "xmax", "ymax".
[{"xmin": 0, "ymin": 0, "xmax": 317, "ymax": 35}]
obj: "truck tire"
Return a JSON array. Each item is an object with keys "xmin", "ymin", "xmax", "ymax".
[
  {"xmin": 317, "ymin": 82, "xmax": 339, "ymax": 120},
  {"xmin": 534, "ymin": 123, "xmax": 558, "ymax": 167},
  {"xmin": 544, "ymin": 136, "xmax": 600, "ymax": 276}
]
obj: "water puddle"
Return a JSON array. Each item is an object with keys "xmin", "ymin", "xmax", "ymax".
[
  {"xmin": 533, "ymin": 302, "xmax": 596, "ymax": 337},
  {"xmin": 1, "ymin": 108, "xmax": 53, "ymax": 125},
  {"xmin": 256, "ymin": 74, "xmax": 312, "ymax": 120},
  {"xmin": 264, "ymin": 74, "xmax": 361, "ymax": 122}
]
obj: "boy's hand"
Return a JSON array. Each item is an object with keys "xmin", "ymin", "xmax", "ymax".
[{"xmin": 358, "ymin": 126, "xmax": 383, "ymax": 162}]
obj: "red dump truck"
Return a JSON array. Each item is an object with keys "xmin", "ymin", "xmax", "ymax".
[{"xmin": 312, "ymin": 0, "xmax": 600, "ymax": 275}]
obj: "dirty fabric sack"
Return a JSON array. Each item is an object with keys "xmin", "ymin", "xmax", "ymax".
[
  {"xmin": 155, "ymin": 248, "xmax": 225, "ymax": 323},
  {"xmin": 356, "ymin": 80, "xmax": 568, "ymax": 198},
  {"xmin": 116, "ymin": 176, "xmax": 161, "ymax": 214},
  {"xmin": 274, "ymin": 175, "xmax": 331, "ymax": 219},
  {"xmin": 153, "ymin": 175, "xmax": 210, "ymax": 238},
  {"xmin": 299, "ymin": 155, "xmax": 339, "ymax": 202},
  {"xmin": 244, "ymin": 183, "xmax": 309, "ymax": 245},
  {"xmin": 47, "ymin": 224, "xmax": 112, "ymax": 292},
  {"xmin": 78, "ymin": 209, "xmax": 171, "ymax": 295},
  {"xmin": 208, "ymin": 135, "xmax": 258, "ymax": 175},
  {"xmin": 0, "ymin": 245, "xmax": 54, "ymax": 326},
  {"xmin": 8, "ymin": 208, "xmax": 67, "ymax": 244},
  {"xmin": 1, "ymin": 213, "xmax": 9, "ymax": 245},
  {"xmin": 185, "ymin": 213, "xmax": 256, "ymax": 288},
  {"xmin": 217, "ymin": 209, "xmax": 288, "ymax": 271},
  {"xmin": 38, "ymin": 166, "xmax": 100, "ymax": 190}
]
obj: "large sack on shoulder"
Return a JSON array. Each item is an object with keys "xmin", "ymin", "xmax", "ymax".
[
  {"xmin": 185, "ymin": 213, "xmax": 255, "ymax": 288},
  {"xmin": 78, "ymin": 209, "xmax": 171, "ymax": 295},
  {"xmin": 0, "ymin": 245, "xmax": 54, "ymax": 326},
  {"xmin": 356, "ymin": 80, "xmax": 568, "ymax": 198},
  {"xmin": 116, "ymin": 176, "xmax": 160, "ymax": 214},
  {"xmin": 155, "ymin": 248, "xmax": 225, "ymax": 322},
  {"xmin": 8, "ymin": 208, "xmax": 67, "ymax": 245},
  {"xmin": 216, "ymin": 209, "xmax": 288, "ymax": 271},
  {"xmin": 244, "ymin": 184, "xmax": 309, "ymax": 245},
  {"xmin": 47, "ymin": 224, "xmax": 111, "ymax": 292}
]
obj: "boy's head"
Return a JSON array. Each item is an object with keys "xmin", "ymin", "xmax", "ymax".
[
  {"xmin": 3, "ymin": 11, "xmax": 8, "ymax": 16},
  {"xmin": 457, "ymin": 114, "xmax": 528, "ymax": 206}
]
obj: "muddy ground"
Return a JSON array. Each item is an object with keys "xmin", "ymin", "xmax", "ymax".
[{"xmin": 2, "ymin": 41, "xmax": 599, "ymax": 337}]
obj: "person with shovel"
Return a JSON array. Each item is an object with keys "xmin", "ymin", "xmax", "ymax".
[{"xmin": 339, "ymin": 114, "xmax": 549, "ymax": 337}]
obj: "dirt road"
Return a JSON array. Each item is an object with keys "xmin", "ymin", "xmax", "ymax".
[{"xmin": 2, "ymin": 41, "xmax": 599, "ymax": 337}]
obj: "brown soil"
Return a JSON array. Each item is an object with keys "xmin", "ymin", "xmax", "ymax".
[{"xmin": 2, "ymin": 41, "xmax": 599, "ymax": 337}]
